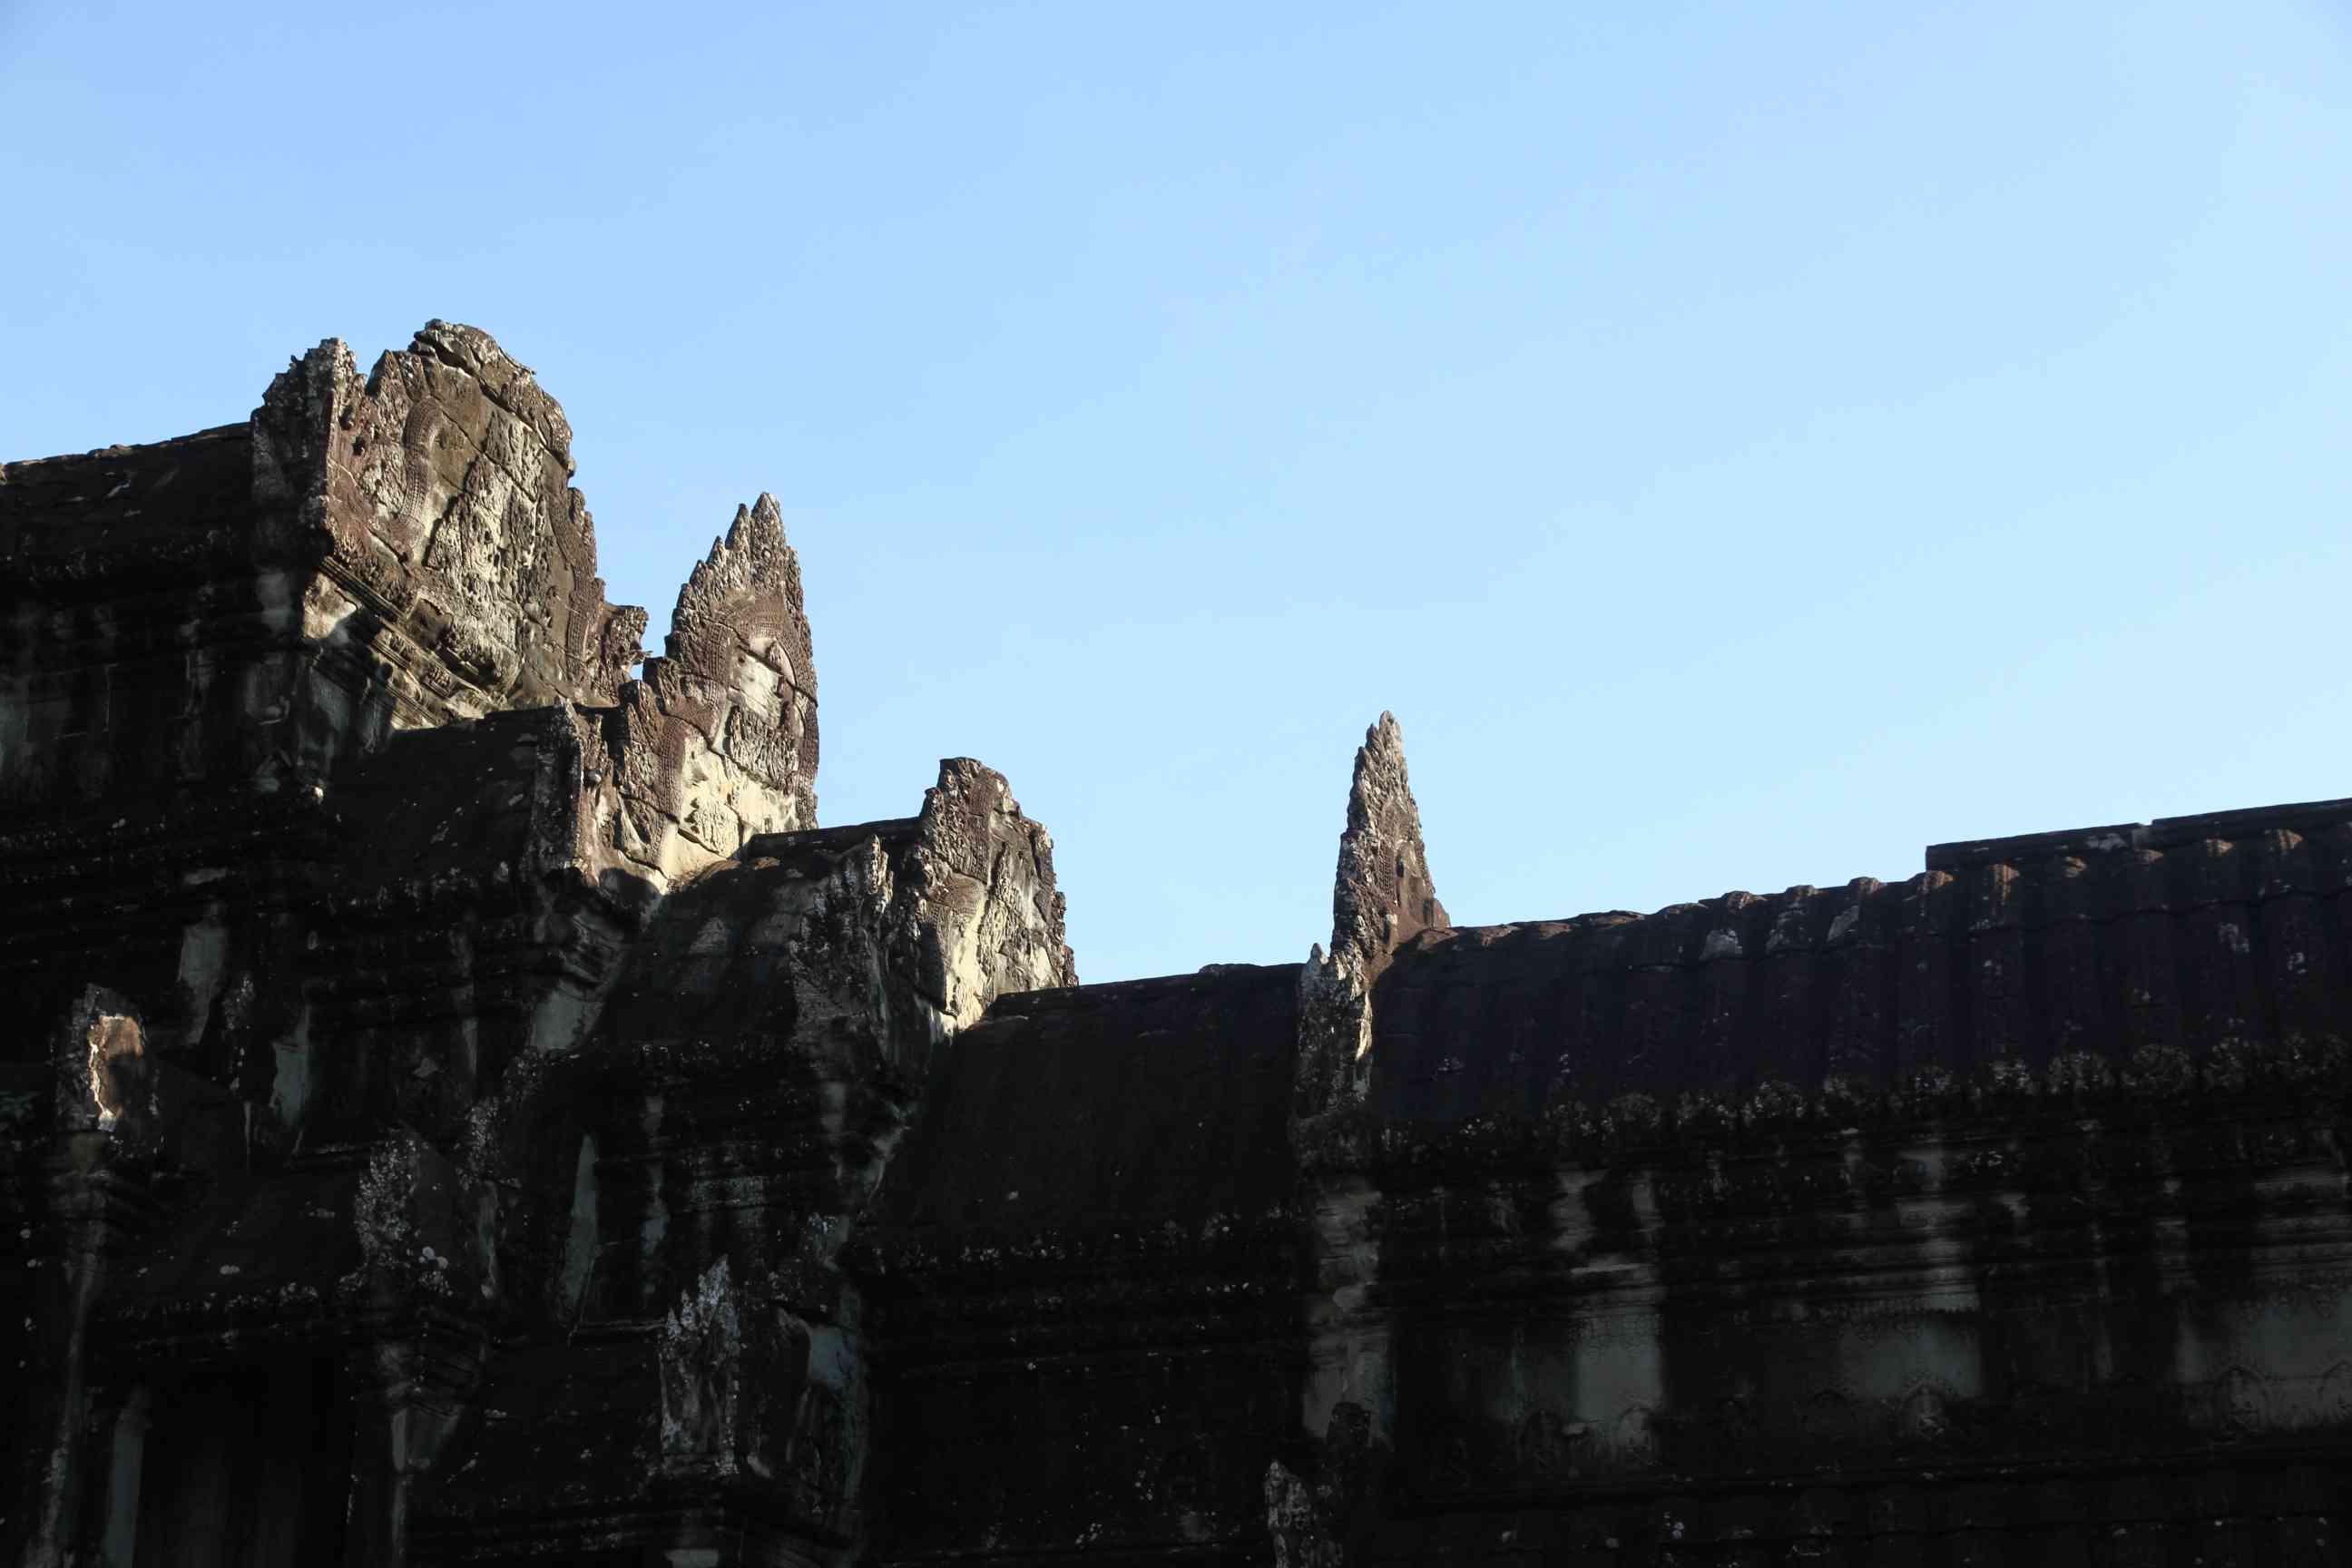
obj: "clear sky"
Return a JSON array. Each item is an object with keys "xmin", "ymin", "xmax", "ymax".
[{"xmin": 5, "ymin": 2, "xmax": 2349, "ymax": 983}]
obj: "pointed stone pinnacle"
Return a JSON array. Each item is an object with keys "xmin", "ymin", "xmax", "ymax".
[{"xmin": 1329, "ymin": 710, "xmax": 1448, "ymax": 985}]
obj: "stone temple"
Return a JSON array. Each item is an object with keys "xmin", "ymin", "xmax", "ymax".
[{"xmin": 5, "ymin": 323, "xmax": 2350, "ymax": 1567}]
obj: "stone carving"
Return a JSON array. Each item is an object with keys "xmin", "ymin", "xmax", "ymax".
[
  {"xmin": 2316, "ymin": 1362, "xmax": 2352, "ymax": 1427},
  {"xmin": 583, "ymin": 493, "xmax": 819, "ymax": 884},
  {"xmin": 250, "ymin": 324, "xmax": 647, "ymax": 755},
  {"xmin": 1328, "ymin": 710, "xmax": 1448, "ymax": 986},
  {"xmin": 1515, "ymin": 1408, "xmax": 1586, "ymax": 1481},
  {"xmin": 659, "ymin": 1259, "xmax": 743, "ymax": 1464},
  {"xmin": 1264, "ymin": 1459, "xmax": 1345, "ymax": 1568},
  {"xmin": 1801, "ymin": 1389, "xmax": 1858, "ymax": 1448},
  {"xmin": 885, "ymin": 756, "xmax": 1076, "ymax": 1029},
  {"xmin": 1612, "ymin": 1404, "xmax": 1659, "ymax": 1468},
  {"xmin": 83, "ymin": 1011, "xmax": 142, "ymax": 1131},
  {"xmin": 1294, "ymin": 713, "xmax": 1449, "ymax": 1127},
  {"xmin": 1897, "ymin": 1384, "xmax": 1950, "ymax": 1447},
  {"xmin": 2214, "ymin": 1366, "xmax": 2269, "ymax": 1438}
]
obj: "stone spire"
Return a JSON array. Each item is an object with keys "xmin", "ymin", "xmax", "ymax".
[
  {"xmin": 581, "ymin": 492, "xmax": 822, "ymax": 889},
  {"xmin": 1296, "ymin": 712, "xmax": 1448, "ymax": 1122},
  {"xmin": 1328, "ymin": 711, "xmax": 1448, "ymax": 986},
  {"xmin": 888, "ymin": 757, "xmax": 1077, "ymax": 1032},
  {"xmin": 656, "ymin": 491, "xmax": 820, "ymax": 831}
]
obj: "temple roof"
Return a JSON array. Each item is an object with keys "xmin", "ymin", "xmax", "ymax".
[
  {"xmin": 1371, "ymin": 796, "xmax": 2352, "ymax": 1126},
  {"xmin": 874, "ymin": 964, "xmax": 1302, "ymax": 1247}
]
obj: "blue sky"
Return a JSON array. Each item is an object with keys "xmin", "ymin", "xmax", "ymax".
[{"xmin": 5, "ymin": 2, "xmax": 2349, "ymax": 981}]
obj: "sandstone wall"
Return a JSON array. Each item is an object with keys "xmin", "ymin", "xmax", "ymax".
[{"xmin": 7, "ymin": 323, "xmax": 2350, "ymax": 1568}]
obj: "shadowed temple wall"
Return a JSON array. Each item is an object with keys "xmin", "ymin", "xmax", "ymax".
[{"xmin": 6, "ymin": 324, "xmax": 2348, "ymax": 1567}]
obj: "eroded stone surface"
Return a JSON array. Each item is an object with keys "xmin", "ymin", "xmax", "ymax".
[
  {"xmin": 580, "ymin": 494, "xmax": 821, "ymax": 886},
  {"xmin": 1329, "ymin": 710, "xmax": 1447, "ymax": 984},
  {"xmin": 252, "ymin": 321, "xmax": 644, "ymax": 724},
  {"xmin": 8, "ymin": 323, "xmax": 2352, "ymax": 1568},
  {"xmin": 887, "ymin": 756, "xmax": 1076, "ymax": 1030},
  {"xmin": 1297, "ymin": 711, "xmax": 1449, "ymax": 1125}
]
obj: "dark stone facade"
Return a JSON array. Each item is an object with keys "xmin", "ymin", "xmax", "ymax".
[{"xmin": 6, "ymin": 324, "xmax": 2348, "ymax": 1566}]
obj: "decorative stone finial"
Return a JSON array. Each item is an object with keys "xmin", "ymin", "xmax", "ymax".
[{"xmin": 1329, "ymin": 711, "xmax": 1448, "ymax": 985}]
